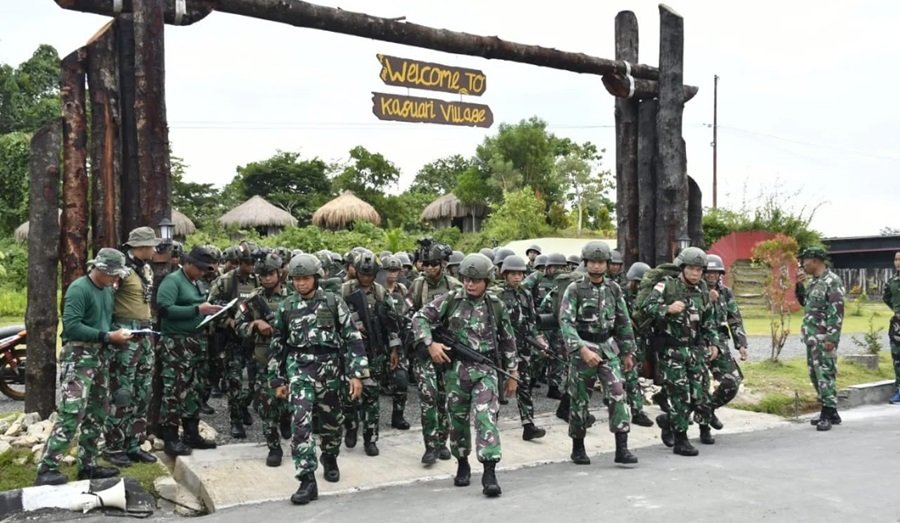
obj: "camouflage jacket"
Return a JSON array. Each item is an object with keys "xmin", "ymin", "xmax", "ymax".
[
  {"xmin": 267, "ymin": 288, "xmax": 368, "ymax": 387},
  {"xmin": 643, "ymin": 276, "xmax": 720, "ymax": 347},
  {"xmin": 234, "ymin": 284, "xmax": 291, "ymax": 351},
  {"xmin": 340, "ymin": 280, "xmax": 401, "ymax": 357},
  {"xmin": 408, "ymin": 273, "xmax": 462, "ymax": 312},
  {"xmin": 386, "ymin": 282, "xmax": 411, "ymax": 317},
  {"xmin": 801, "ymin": 269, "xmax": 845, "ymax": 345},
  {"xmin": 493, "ymin": 282, "xmax": 540, "ymax": 356},
  {"xmin": 710, "ymin": 284, "xmax": 748, "ymax": 349},
  {"xmin": 412, "ymin": 288, "xmax": 518, "ymax": 371},
  {"xmin": 558, "ymin": 275, "xmax": 636, "ymax": 357},
  {"xmin": 883, "ymin": 272, "xmax": 900, "ymax": 314},
  {"xmin": 523, "ymin": 270, "xmax": 555, "ymax": 308}
]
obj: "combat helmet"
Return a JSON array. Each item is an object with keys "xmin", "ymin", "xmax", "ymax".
[
  {"xmin": 581, "ymin": 241, "xmax": 612, "ymax": 262},
  {"xmin": 493, "ymin": 248, "xmax": 515, "ymax": 267},
  {"xmin": 525, "ymin": 244, "xmax": 542, "ymax": 256},
  {"xmin": 609, "ymin": 249, "xmax": 624, "ymax": 265},
  {"xmin": 798, "ymin": 246, "xmax": 829, "ymax": 261},
  {"xmin": 170, "ymin": 241, "xmax": 184, "ymax": 259},
  {"xmin": 396, "ymin": 252, "xmax": 413, "ymax": 268},
  {"xmin": 478, "ymin": 248, "xmax": 495, "ymax": 262},
  {"xmin": 675, "ymin": 246, "xmax": 708, "ymax": 268},
  {"xmin": 705, "ymin": 254, "xmax": 726, "ymax": 273},
  {"xmin": 255, "ymin": 253, "xmax": 283, "ymax": 276},
  {"xmin": 626, "ymin": 262, "xmax": 651, "ymax": 282},
  {"xmin": 447, "ymin": 250, "xmax": 464, "ymax": 267},
  {"xmin": 458, "ymin": 253, "xmax": 494, "ymax": 280},
  {"xmin": 567, "ymin": 254, "xmax": 581, "ymax": 266},
  {"xmin": 534, "ymin": 254, "xmax": 548, "ymax": 270},
  {"xmin": 546, "ymin": 253, "xmax": 568, "ymax": 267},
  {"xmin": 288, "ymin": 253, "xmax": 323, "ymax": 278},
  {"xmin": 421, "ymin": 243, "xmax": 452, "ymax": 263},
  {"xmin": 500, "ymin": 255, "xmax": 528, "ymax": 274},
  {"xmin": 223, "ymin": 246, "xmax": 240, "ymax": 263},
  {"xmin": 383, "ymin": 255, "xmax": 402, "ymax": 271},
  {"xmin": 354, "ymin": 250, "xmax": 379, "ymax": 275}
]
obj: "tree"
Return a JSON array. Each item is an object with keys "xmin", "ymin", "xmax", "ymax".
[
  {"xmin": 0, "ymin": 44, "xmax": 61, "ymax": 134},
  {"xmin": 380, "ymin": 191, "xmax": 434, "ymax": 231},
  {"xmin": 752, "ymin": 234, "xmax": 799, "ymax": 362},
  {"xmin": 482, "ymin": 187, "xmax": 551, "ymax": 243},
  {"xmin": 331, "ymin": 145, "xmax": 400, "ymax": 220},
  {"xmin": 235, "ymin": 151, "xmax": 332, "ymax": 224},
  {"xmin": 411, "ymin": 154, "xmax": 472, "ymax": 195},
  {"xmin": 881, "ymin": 226, "xmax": 900, "ymax": 236},
  {"xmin": 171, "ymin": 155, "xmax": 232, "ymax": 228},
  {"xmin": 0, "ymin": 132, "xmax": 31, "ymax": 235}
]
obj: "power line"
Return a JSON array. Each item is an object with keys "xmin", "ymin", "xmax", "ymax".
[{"xmin": 716, "ymin": 125, "xmax": 900, "ymax": 162}]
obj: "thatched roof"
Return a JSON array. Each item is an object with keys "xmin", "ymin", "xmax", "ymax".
[
  {"xmin": 172, "ymin": 209, "xmax": 196, "ymax": 237},
  {"xmin": 312, "ymin": 191, "xmax": 381, "ymax": 229},
  {"xmin": 14, "ymin": 210, "xmax": 61, "ymax": 242},
  {"xmin": 217, "ymin": 195, "xmax": 298, "ymax": 229},
  {"xmin": 420, "ymin": 192, "xmax": 487, "ymax": 221}
]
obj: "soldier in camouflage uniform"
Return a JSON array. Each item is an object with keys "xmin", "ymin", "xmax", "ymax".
[
  {"xmin": 885, "ymin": 251, "xmax": 900, "ymax": 404},
  {"xmin": 704, "ymin": 254, "xmax": 749, "ymax": 434},
  {"xmin": 408, "ymin": 242, "xmax": 462, "ymax": 465},
  {"xmin": 35, "ymin": 249, "xmax": 133, "ymax": 486},
  {"xmin": 383, "ymin": 255, "xmax": 412, "ymax": 430},
  {"xmin": 494, "ymin": 255, "xmax": 547, "ymax": 441},
  {"xmin": 642, "ymin": 247, "xmax": 720, "ymax": 456},
  {"xmin": 607, "ymin": 249, "xmax": 626, "ymax": 288},
  {"xmin": 104, "ymin": 228, "xmax": 161, "ymax": 468},
  {"xmin": 622, "ymin": 262, "xmax": 654, "ymax": 428},
  {"xmin": 525, "ymin": 244, "xmax": 541, "ymax": 274},
  {"xmin": 156, "ymin": 246, "xmax": 222, "ymax": 457},
  {"xmin": 340, "ymin": 250, "xmax": 401, "ymax": 456},
  {"xmin": 268, "ymin": 254, "xmax": 368, "ymax": 505},
  {"xmin": 413, "ymin": 253, "xmax": 518, "ymax": 498},
  {"xmin": 208, "ymin": 245, "xmax": 259, "ymax": 438},
  {"xmin": 558, "ymin": 241, "xmax": 638, "ymax": 466},
  {"xmin": 525, "ymin": 253, "xmax": 569, "ymax": 400},
  {"xmin": 197, "ymin": 245, "xmax": 223, "ymax": 414},
  {"xmin": 235, "ymin": 253, "xmax": 292, "ymax": 467},
  {"xmin": 798, "ymin": 247, "xmax": 845, "ymax": 431}
]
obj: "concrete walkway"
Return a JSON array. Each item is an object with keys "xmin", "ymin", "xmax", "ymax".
[{"xmin": 174, "ymin": 406, "xmax": 789, "ymax": 512}]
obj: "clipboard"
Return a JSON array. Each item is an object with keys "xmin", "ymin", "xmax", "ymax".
[{"xmin": 197, "ymin": 297, "xmax": 239, "ymax": 329}]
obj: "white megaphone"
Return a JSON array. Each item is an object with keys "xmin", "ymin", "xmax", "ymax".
[{"xmin": 69, "ymin": 478, "xmax": 127, "ymax": 513}]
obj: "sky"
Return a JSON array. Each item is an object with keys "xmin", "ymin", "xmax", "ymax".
[{"xmin": 2, "ymin": 1, "xmax": 898, "ymax": 237}]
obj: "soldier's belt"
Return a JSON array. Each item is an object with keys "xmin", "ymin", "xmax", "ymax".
[
  {"xmin": 287, "ymin": 344, "xmax": 340, "ymax": 357},
  {"xmin": 113, "ymin": 317, "xmax": 153, "ymax": 328},
  {"xmin": 577, "ymin": 331, "xmax": 611, "ymax": 344}
]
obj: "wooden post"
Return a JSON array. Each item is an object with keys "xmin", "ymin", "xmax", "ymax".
[
  {"xmin": 54, "ymin": 0, "xmax": 213, "ymax": 25},
  {"xmin": 59, "ymin": 48, "xmax": 90, "ymax": 302},
  {"xmin": 614, "ymin": 11, "xmax": 639, "ymax": 265},
  {"xmin": 637, "ymin": 98, "xmax": 657, "ymax": 265},
  {"xmin": 134, "ymin": 0, "xmax": 172, "ymax": 228},
  {"xmin": 602, "ymin": 74, "xmax": 698, "ymax": 101},
  {"xmin": 654, "ymin": 4, "xmax": 688, "ymax": 265},
  {"xmin": 87, "ymin": 21, "xmax": 122, "ymax": 251},
  {"xmin": 25, "ymin": 121, "xmax": 62, "ymax": 419},
  {"xmin": 688, "ymin": 176, "xmax": 704, "ymax": 247},
  {"xmin": 118, "ymin": 14, "xmax": 141, "ymax": 235}
]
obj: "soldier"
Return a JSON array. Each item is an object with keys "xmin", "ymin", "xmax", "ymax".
[
  {"xmin": 566, "ymin": 254, "xmax": 580, "ymax": 272},
  {"xmin": 524, "ymin": 253, "xmax": 568, "ymax": 400},
  {"xmin": 447, "ymin": 250, "xmax": 464, "ymax": 278},
  {"xmin": 538, "ymin": 254, "xmax": 581, "ymax": 417},
  {"xmin": 208, "ymin": 245, "xmax": 259, "ymax": 438},
  {"xmin": 622, "ymin": 262, "xmax": 654, "ymax": 428},
  {"xmin": 197, "ymin": 245, "xmax": 223, "ymax": 413},
  {"xmin": 559, "ymin": 241, "xmax": 638, "ymax": 466},
  {"xmin": 413, "ymin": 254, "xmax": 518, "ymax": 498},
  {"xmin": 268, "ymin": 254, "xmax": 368, "ymax": 505},
  {"xmin": 340, "ymin": 251, "xmax": 401, "ymax": 456},
  {"xmin": 156, "ymin": 246, "xmax": 222, "ymax": 457},
  {"xmin": 525, "ymin": 244, "xmax": 542, "ymax": 273},
  {"xmin": 704, "ymin": 254, "xmax": 749, "ymax": 433},
  {"xmin": 169, "ymin": 241, "xmax": 183, "ymax": 269},
  {"xmin": 607, "ymin": 250, "xmax": 626, "ymax": 287},
  {"xmin": 104, "ymin": 228, "xmax": 161, "ymax": 468},
  {"xmin": 234, "ymin": 253, "xmax": 292, "ymax": 467},
  {"xmin": 35, "ymin": 249, "xmax": 133, "ymax": 486},
  {"xmin": 798, "ymin": 247, "xmax": 845, "ymax": 431},
  {"xmin": 408, "ymin": 241, "xmax": 462, "ymax": 464},
  {"xmin": 886, "ymin": 251, "xmax": 900, "ymax": 404},
  {"xmin": 643, "ymin": 247, "xmax": 720, "ymax": 456},
  {"xmin": 383, "ymin": 255, "xmax": 412, "ymax": 430},
  {"xmin": 494, "ymin": 255, "xmax": 547, "ymax": 441}
]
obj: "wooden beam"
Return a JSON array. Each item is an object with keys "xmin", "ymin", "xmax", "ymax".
[
  {"xmin": 87, "ymin": 21, "xmax": 122, "ymax": 250},
  {"xmin": 637, "ymin": 98, "xmax": 657, "ymax": 265},
  {"xmin": 602, "ymin": 73, "xmax": 698, "ymax": 102},
  {"xmin": 54, "ymin": 0, "xmax": 212, "ymax": 25},
  {"xmin": 687, "ymin": 175, "xmax": 704, "ymax": 248},
  {"xmin": 118, "ymin": 14, "xmax": 141, "ymax": 235},
  {"xmin": 25, "ymin": 120, "xmax": 62, "ymax": 419},
  {"xmin": 613, "ymin": 11, "xmax": 639, "ymax": 266}
]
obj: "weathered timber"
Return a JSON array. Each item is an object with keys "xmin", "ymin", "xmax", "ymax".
[
  {"xmin": 87, "ymin": 21, "xmax": 122, "ymax": 250},
  {"xmin": 614, "ymin": 11, "xmax": 640, "ymax": 265},
  {"xmin": 118, "ymin": 15, "xmax": 141, "ymax": 234},
  {"xmin": 25, "ymin": 121, "xmax": 62, "ymax": 419},
  {"xmin": 687, "ymin": 176, "xmax": 704, "ymax": 247},
  {"xmin": 654, "ymin": 4, "xmax": 688, "ymax": 265},
  {"xmin": 602, "ymin": 73, "xmax": 698, "ymax": 101},
  {"xmin": 637, "ymin": 98, "xmax": 657, "ymax": 265},
  {"xmin": 134, "ymin": 0, "xmax": 172, "ymax": 228},
  {"xmin": 60, "ymin": 48, "xmax": 90, "ymax": 301},
  {"xmin": 55, "ymin": 0, "xmax": 212, "ymax": 25}
]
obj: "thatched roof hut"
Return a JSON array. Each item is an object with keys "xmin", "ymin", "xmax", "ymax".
[
  {"xmin": 218, "ymin": 195, "xmax": 298, "ymax": 235},
  {"xmin": 420, "ymin": 193, "xmax": 487, "ymax": 233},
  {"xmin": 312, "ymin": 191, "xmax": 381, "ymax": 230},
  {"xmin": 172, "ymin": 209, "xmax": 196, "ymax": 239}
]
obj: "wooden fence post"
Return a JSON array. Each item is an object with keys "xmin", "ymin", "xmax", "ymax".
[{"xmin": 614, "ymin": 11, "xmax": 640, "ymax": 264}]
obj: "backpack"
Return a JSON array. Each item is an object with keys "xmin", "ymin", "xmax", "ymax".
[
  {"xmin": 632, "ymin": 263, "xmax": 680, "ymax": 331},
  {"xmin": 550, "ymin": 272, "xmax": 580, "ymax": 317}
]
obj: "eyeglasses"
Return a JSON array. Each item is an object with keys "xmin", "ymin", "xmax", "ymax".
[{"xmin": 422, "ymin": 260, "xmax": 441, "ymax": 267}]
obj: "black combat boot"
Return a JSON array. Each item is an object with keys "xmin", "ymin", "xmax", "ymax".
[
  {"xmin": 522, "ymin": 423, "xmax": 546, "ymax": 441},
  {"xmin": 162, "ymin": 424, "xmax": 192, "ymax": 457},
  {"xmin": 586, "ymin": 413, "xmax": 596, "ymax": 428},
  {"xmin": 547, "ymin": 385, "xmax": 564, "ymax": 400},
  {"xmin": 77, "ymin": 465, "xmax": 120, "ymax": 480},
  {"xmin": 280, "ymin": 412, "xmax": 292, "ymax": 440},
  {"xmin": 481, "ymin": 461, "xmax": 502, "ymax": 498},
  {"xmin": 555, "ymin": 395, "xmax": 570, "ymax": 421},
  {"xmin": 242, "ymin": 407, "xmax": 253, "ymax": 426},
  {"xmin": 570, "ymin": 437, "xmax": 590, "ymax": 465},
  {"xmin": 421, "ymin": 447, "xmax": 438, "ymax": 465},
  {"xmin": 230, "ymin": 419, "xmax": 246, "ymax": 439},
  {"xmin": 652, "ymin": 390, "xmax": 670, "ymax": 413},
  {"xmin": 810, "ymin": 407, "xmax": 841, "ymax": 426},
  {"xmin": 709, "ymin": 411, "xmax": 724, "ymax": 430},
  {"xmin": 454, "ymin": 457, "xmax": 471, "ymax": 487},
  {"xmin": 391, "ymin": 411, "xmax": 410, "ymax": 430},
  {"xmin": 290, "ymin": 473, "xmax": 318, "ymax": 505},
  {"xmin": 344, "ymin": 426, "xmax": 358, "ymax": 449},
  {"xmin": 363, "ymin": 431, "xmax": 379, "ymax": 457},
  {"xmin": 321, "ymin": 453, "xmax": 340, "ymax": 482},
  {"xmin": 438, "ymin": 445, "xmax": 452, "ymax": 460},
  {"xmin": 816, "ymin": 407, "xmax": 833, "ymax": 432},
  {"xmin": 673, "ymin": 431, "xmax": 699, "ymax": 456},
  {"xmin": 34, "ymin": 467, "xmax": 68, "ymax": 486},
  {"xmin": 699, "ymin": 425, "xmax": 716, "ymax": 445},
  {"xmin": 200, "ymin": 401, "xmax": 215, "ymax": 415},
  {"xmin": 656, "ymin": 414, "xmax": 675, "ymax": 448},
  {"xmin": 631, "ymin": 410, "xmax": 654, "ymax": 427},
  {"xmin": 266, "ymin": 445, "xmax": 283, "ymax": 467},
  {"xmin": 127, "ymin": 449, "xmax": 158, "ymax": 464},
  {"xmin": 181, "ymin": 418, "xmax": 217, "ymax": 449},
  {"xmin": 614, "ymin": 432, "xmax": 638, "ymax": 465},
  {"xmin": 104, "ymin": 451, "xmax": 132, "ymax": 467}
]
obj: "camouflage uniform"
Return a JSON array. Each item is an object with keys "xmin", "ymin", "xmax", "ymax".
[
  {"xmin": 883, "ymin": 270, "xmax": 900, "ymax": 392},
  {"xmin": 412, "ymin": 288, "xmax": 517, "ymax": 463},
  {"xmin": 623, "ymin": 285, "xmax": 648, "ymax": 414},
  {"xmin": 709, "ymin": 284, "xmax": 748, "ymax": 409},
  {"xmin": 801, "ymin": 269, "xmax": 845, "ymax": 409},
  {"xmin": 558, "ymin": 276, "xmax": 635, "ymax": 438},
  {"xmin": 494, "ymin": 281, "xmax": 540, "ymax": 427},
  {"xmin": 268, "ymin": 288, "xmax": 368, "ymax": 479},
  {"xmin": 385, "ymin": 281, "xmax": 411, "ymax": 422},
  {"xmin": 535, "ymin": 272, "xmax": 576, "ymax": 393}
]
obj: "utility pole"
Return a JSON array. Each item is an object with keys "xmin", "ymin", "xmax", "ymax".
[{"xmin": 712, "ymin": 74, "xmax": 719, "ymax": 209}]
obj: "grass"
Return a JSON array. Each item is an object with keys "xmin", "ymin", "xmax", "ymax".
[
  {"xmin": 740, "ymin": 302, "xmax": 891, "ymax": 336},
  {"xmin": 731, "ymin": 352, "xmax": 894, "ymax": 417}
]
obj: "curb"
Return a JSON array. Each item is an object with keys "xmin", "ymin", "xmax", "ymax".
[{"xmin": 838, "ymin": 379, "xmax": 895, "ymax": 410}]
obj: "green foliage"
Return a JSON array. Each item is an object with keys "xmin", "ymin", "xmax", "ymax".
[
  {"xmin": 752, "ymin": 234, "xmax": 799, "ymax": 362},
  {"xmin": 0, "ymin": 238, "xmax": 28, "ymax": 290},
  {"xmin": 453, "ymin": 167, "xmax": 492, "ymax": 206},
  {"xmin": 481, "ymin": 188, "xmax": 552, "ymax": 245},
  {"xmin": 411, "ymin": 154, "xmax": 472, "ymax": 195},
  {"xmin": 171, "ymin": 155, "xmax": 237, "ymax": 230},
  {"xmin": 0, "ymin": 132, "xmax": 30, "ymax": 234},
  {"xmin": 555, "ymin": 145, "xmax": 614, "ymax": 234},
  {"xmin": 332, "ymin": 145, "xmax": 400, "ymax": 221},
  {"xmin": 381, "ymin": 191, "xmax": 433, "ymax": 231},
  {"xmin": 0, "ymin": 44, "xmax": 61, "ymax": 134},
  {"xmin": 851, "ymin": 315, "xmax": 885, "ymax": 355},
  {"xmin": 235, "ymin": 151, "xmax": 332, "ymax": 225}
]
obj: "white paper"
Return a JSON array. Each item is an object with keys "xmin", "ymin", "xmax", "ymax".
[{"xmin": 197, "ymin": 297, "xmax": 238, "ymax": 329}]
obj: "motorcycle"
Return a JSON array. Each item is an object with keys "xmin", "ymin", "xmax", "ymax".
[{"xmin": 0, "ymin": 325, "xmax": 26, "ymax": 401}]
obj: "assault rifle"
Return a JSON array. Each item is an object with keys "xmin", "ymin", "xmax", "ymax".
[
  {"xmin": 345, "ymin": 288, "xmax": 386, "ymax": 359},
  {"xmin": 520, "ymin": 333, "xmax": 567, "ymax": 364},
  {"xmin": 428, "ymin": 327, "xmax": 520, "ymax": 384}
]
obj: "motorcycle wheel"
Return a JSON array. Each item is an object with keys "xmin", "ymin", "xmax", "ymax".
[{"xmin": 0, "ymin": 346, "xmax": 26, "ymax": 401}]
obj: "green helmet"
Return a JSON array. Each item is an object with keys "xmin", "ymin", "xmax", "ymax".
[
  {"xmin": 315, "ymin": 250, "xmax": 338, "ymax": 276},
  {"xmin": 478, "ymin": 248, "xmax": 495, "ymax": 262},
  {"xmin": 626, "ymin": 262, "xmax": 651, "ymax": 281},
  {"xmin": 610, "ymin": 249, "xmax": 624, "ymax": 265},
  {"xmin": 546, "ymin": 253, "xmax": 568, "ymax": 267},
  {"xmin": 202, "ymin": 245, "xmax": 222, "ymax": 263},
  {"xmin": 500, "ymin": 255, "xmax": 528, "ymax": 274},
  {"xmin": 567, "ymin": 254, "xmax": 581, "ymax": 266},
  {"xmin": 422, "ymin": 243, "xmax": 452, "ymax": 263},
  {"xmin": 676, "ymin": 246, "xmax": 708, "ymax": 268},
  {"xmin": 493, "ymin": 248, "xmax": 515, "ymax": 267},
  {"xmin": 448, "ymin": 251, "xmax": 464, "ymax": 267},
  {"xmin": 799, "ymin": 246, "xmax": 828, "ymax": 261},
  {"xmin": 526, "ymin": 244, "xmax": 542, "ymax": 256},
  {"xmin": 222, "ymin": 246, "xmax": 239, "ymax": 263},
  {"xmin": 353, "ymin": 251, "xmax": 379, "ymax": 275},
  {"xmin": 582, "ymin": 241, "xmax": 612, "ymax": 262},
  {"xmin": 458, "ymin": 253, "xmax": 494, "ymax": 280},
  {"xmin": 383, "ymin": 255, "xmax": 402, "ymax": 271},
  {"xmin": 236, "ymin": 243, "xmax": 254, "ymax": 263},
  {"xmin": 705, "ymin": 254, "xmax": 726, "ymax": 272},
  {"xmin": 255, "ymin": 253, "xmax": 283, "ymax": 275},
  {"xmin": 534, "ymin": 254, "xmax": 548, "ymax": 270},
  {"xmin": 396, "ymin": 252, "xmax": 413, "ymax": 268},
  {"xmin": 288, "ymin": 253, "xmax": 322, "ymax": 278}
]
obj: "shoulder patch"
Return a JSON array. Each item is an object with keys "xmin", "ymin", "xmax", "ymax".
[{"xmin": 654, "ymin": 282, "xmax": 666, "ymax": 292}]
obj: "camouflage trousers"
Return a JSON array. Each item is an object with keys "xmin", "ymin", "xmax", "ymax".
[
  {"xmin": 385, "ymin": 353, "xmax": 409, "ymax": 417},
  {"xmin": 254, "ymin": 346, "xmax": 289, "ymax": 448},
  {"xmin": 343, "ymin": 353, "xmax": 385, "ymax": 442},
  {"xmin": 413, "ymin": 356, "xmax": 449, "ymax": 450},
  {"xmin": 660, "ymin": 345, "xmax": 711, "ymax": 432},
  {"xmin": 286, "ymin": 355, "xmax": 344, "ymax": 479},
  {"xmin": 804, "ymin": 338, "xmax": 837, "ymax": 408},
  {"xmin": 39, "ymin": 343, "xmax": 109, "ymax": 473},
  {"xmin": 159, "ymin": 335, "xmax": 205, "ymax": 427},
  {"xmin": 445, "ymin": 360, "xmax": 501, "ymax": 463},
  {"xmin": 622, "ymin": 338, "xmax": 647, "ymax": 413},
  {"xmin": 105, "ymin": 320, "xmax": 155, "ymax": 454},
  {"xmin": 225, "ymin": 335, "xmax": 256, "ymax": 423},
  {"xmin": 545, "ymin": 332, "xmax": 567, "ymax": 391},
  {"xmin": 709, "ymin": 344, "xmax": 743, "ymax": 409},
  {"xmin": 889, "ymin": 316, "xmax": 900, "ymax": 390},
  {"xmin": 567, "ymin": 346, "xmax": 630, "ymax": 438},
  {"xmin": 515, "ymin": 353, "xmax": 536, "ymax": 426}
]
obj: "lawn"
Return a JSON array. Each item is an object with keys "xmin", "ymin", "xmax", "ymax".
[{"xmin": 740, "ymin": 302, "xmax": 891, "ymax": 336}]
